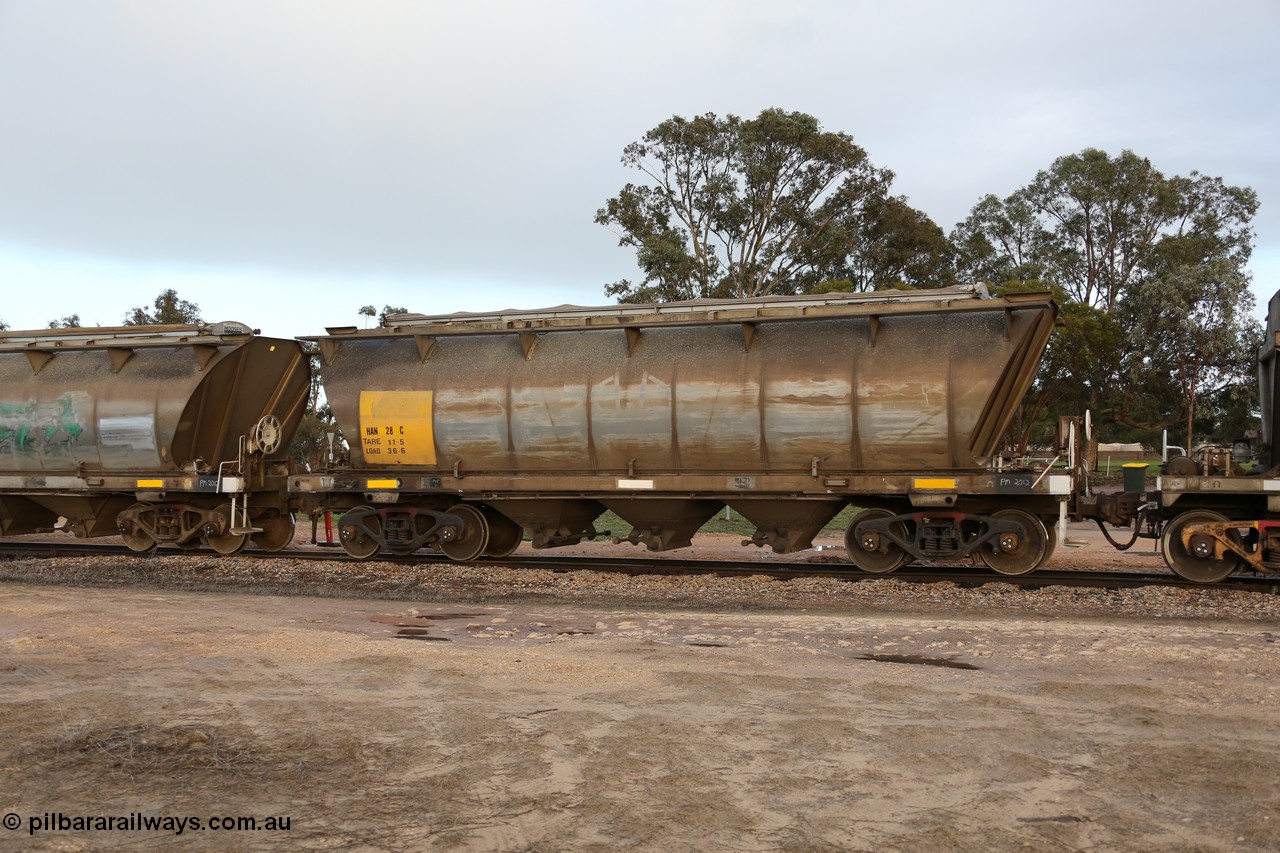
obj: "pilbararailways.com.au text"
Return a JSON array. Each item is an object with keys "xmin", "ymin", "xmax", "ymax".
[{"xmin": 5, "ymin": 811, "xmax": 291, "ymax": 836}]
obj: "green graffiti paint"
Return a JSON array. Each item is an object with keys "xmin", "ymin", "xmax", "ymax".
[{"xmin": 0, "ymin": 396, "xmax": 85, "ymax": 452}]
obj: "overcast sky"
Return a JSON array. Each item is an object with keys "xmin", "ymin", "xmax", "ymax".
[{"xmin": 1, "ymin": 0, "xmax": 1276, "ymax": 338}]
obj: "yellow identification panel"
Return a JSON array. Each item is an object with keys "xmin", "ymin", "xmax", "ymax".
[
  {"xmin": 913, "ymin": 477, "xmax": 957, "ymax": 490},
  {"xmin": 358, "ymin": 391, "xmax": 436, "ymax": 465}
]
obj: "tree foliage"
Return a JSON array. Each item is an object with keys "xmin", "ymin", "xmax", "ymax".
[
  {"xmin": 1004, "ymin": 291, "xmax": 1127, "ymax": 453},
  {"xmin": 953, "ymin": 148, "xmax": 1260, "ymax": 449},
  {"xmin": 596, "ymin": 117, "xmax": 1262, "ymax": 449},
  {"xmin": 597, "ymin": 109, "xmax": 949, "ymax": 301},
  {"xmin": 951, "ymin": 194, "xmax": 1060, "ymax": 286},
  {"xmin": 359, "ymin": 305, "xmax": 409, "ymax": 325},
  {"xmin": 124, "ymin": 289, "xmax": 202, "ymax": 325},
  {"xmin": 285, "ymin": 340, "xmax": 347, "ymax": 471},
  {"xmin": 289, "ymin": 402, "xmax": 343, "ymax": 471},
  {"xmin": 819, "ymin": 194, "xmax": 956, "ymax": 292},
  {"xmin": 1116, "ymin": 260, "xmax": 1262, "ymax": 447},
  {"xmin": 955, "ymin": 149, "xmax": 1257, "ymax": 312}
]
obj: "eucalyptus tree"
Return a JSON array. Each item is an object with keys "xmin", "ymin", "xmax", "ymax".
[
  {"xmin": 955, "ymin": 149, "xmax": 1257, "ymax": 311},
  {"xmin": 123, "ymin": 289, "xmax": 202, "ymax": 325},
  {"xmin": 953, "ymin": 149, "xmax": 1259, "ymax": 448},
  {"xmin": 597, "ymin": 109, "xmax": 948, "ymax": 301},
  {"xmin": 1116, "ymin": 260, "xmax": 1261, "ymax": 449}
]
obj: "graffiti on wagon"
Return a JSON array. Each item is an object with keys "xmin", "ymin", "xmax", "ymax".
[{"xmin": 0, "ymin": 396, "xmax": 86, "ymax": 454}]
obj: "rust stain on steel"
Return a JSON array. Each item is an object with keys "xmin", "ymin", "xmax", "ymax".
[
  {"xmin": 316, "ymin": 289, "xmax": 1057, "ymax": 476},
  {"xmin": 0, "ymin": 330, "xmax": 308, "ymax": 476}
]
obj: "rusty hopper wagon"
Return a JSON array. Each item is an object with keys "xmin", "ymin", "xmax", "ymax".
[
  {"xmin": 0, "ymin": 321, "xmax": 309, "ymax": 553},
  {"xmin": 294, "ymin": 285, "xmax": 1068, "ymax": 574}
]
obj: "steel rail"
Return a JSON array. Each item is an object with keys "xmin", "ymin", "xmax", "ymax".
[{"xmin": 2, "ymin": 540, "xmax": 1277, "ymax": 594}]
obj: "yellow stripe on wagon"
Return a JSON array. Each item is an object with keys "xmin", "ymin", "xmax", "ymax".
[
  {"xmin": 365, "ymin": 479, "xmax": 400, "ymax": 489},
  {"xmin": 913, "ymin": 478, "xmax": 957, "ymax": 490},
  {"xmin": 135, "ymin": 479, "xmax": 165, "ymax": 488}
]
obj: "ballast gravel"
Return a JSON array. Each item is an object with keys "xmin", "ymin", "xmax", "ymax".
[
  {"xmin": 2, "ymin": 523, "xmax": 1278, "ymax": 622},
  {"xmin": 3, "ymin": 520, "xmax": 1279, "ymax": 850}
]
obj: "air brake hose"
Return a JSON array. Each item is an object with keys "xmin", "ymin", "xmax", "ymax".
[{"xmin": 1093, "ymin": 507, "xmax": 1152, "ymax": 552}]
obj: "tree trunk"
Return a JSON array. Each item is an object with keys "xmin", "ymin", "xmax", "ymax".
[{"xmin": 1185, "ymin": 387, "xmax": 1196, "ymax": 452}]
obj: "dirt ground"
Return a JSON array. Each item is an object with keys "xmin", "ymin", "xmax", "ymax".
[{"xmin": 2, "ymin": 570, "xmax": 1279, "ymax": 851}]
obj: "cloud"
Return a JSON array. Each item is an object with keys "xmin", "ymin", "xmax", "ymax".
[{"xmin": 0, "ymin": 0, "xmax": 1275, "ymax": 335}]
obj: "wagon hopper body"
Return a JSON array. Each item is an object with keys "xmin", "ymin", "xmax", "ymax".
[
  {"xmin": 0, "ymin": 322, "xmax": 309, "ymax": 553},
  {"xmin": 296, "ymin": 285, "xmax": 1069, "ymax": 573}
]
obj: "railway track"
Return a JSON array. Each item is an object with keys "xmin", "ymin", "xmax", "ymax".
[{"xmin": 3, "ymin": 539, "xmax": 1277, "ymax": 594}]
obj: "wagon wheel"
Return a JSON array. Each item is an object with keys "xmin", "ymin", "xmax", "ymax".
[
  {"xmin": 121, "ymin": 528, "xmax": 159, "ymax": 553},
  {"xmin": 439, "ymin": 504, "xmax": 490, "ymax": 562},
  {"xmin": 252, "ymin": 513, "xmax": 296, "ymax": 553},
  {"xmin": 974, "ymin": 509, "xmax": 1048, "ymax": 576},
  {"xmin": 206, "ymin": 527, "xmax": 249, "ymax": 556},
  {"xmin": 338, "ymin": 507, "xmax": 382, "ymax": 561},
  {"xmin": 844, "ymin": 508, "xmax": 910, "ymax": 574},
  {"xmin": 1040, "ymin": 519, "xmax": 1059, "ymax": 568},
  {"xmin": 119, "ymin": 504, "xmax": 159, "ymax": 554},
  {"xmin": 1161, "ymin": 510, "xmax": 1241, "ymax": 583},
  {"xmin": 121, "ymin": 531, "xmax": 158, "ymax": 553},
  {"xmin": 480, "ymin": 506, "xmax": 523, "ymax": 559},
  {"xmin": 205, "ymin": 531, "xmax": 248, "ymax": 555}
]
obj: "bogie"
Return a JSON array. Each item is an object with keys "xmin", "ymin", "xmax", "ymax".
[{"xmin": 1160, "ymin": 511, "xmax": 1242, "ymax": 583}]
